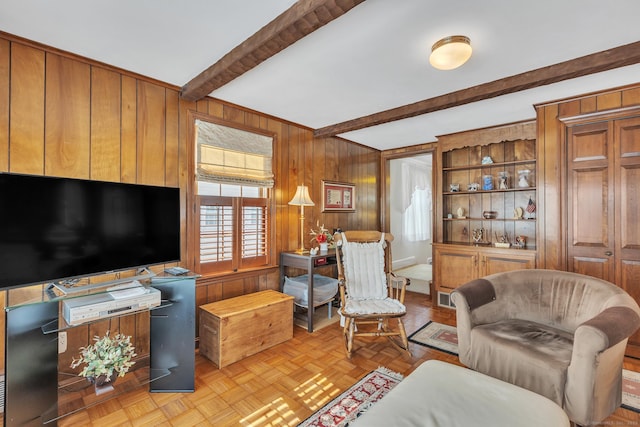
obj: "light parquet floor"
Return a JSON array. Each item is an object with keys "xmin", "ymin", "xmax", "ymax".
[{"xmin": 56, "ymin": 291, "xmax": 640, "ymax": 426}]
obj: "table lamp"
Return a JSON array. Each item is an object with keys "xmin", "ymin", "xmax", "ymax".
[{"xmin": 288, "ymin": 185, "xmax": 315, "ymax": 254}]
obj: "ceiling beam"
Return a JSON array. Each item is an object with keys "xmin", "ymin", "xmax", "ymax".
[
  {"xmin": 314, "ymin": 41, "xmax": 640, "ymax": 138},
  {"xmin": 180, "ymin": 0, "xmax": 365, "ymax": 102}
]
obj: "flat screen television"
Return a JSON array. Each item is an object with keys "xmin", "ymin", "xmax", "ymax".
[{"xmin": 0, "ymin": 173, "xmax": 180, "ymax": 289}]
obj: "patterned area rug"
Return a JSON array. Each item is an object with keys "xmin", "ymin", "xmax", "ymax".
[
  {"xmin": 408, "ymin": 321, "xmax": 458, "ymax": 355},
  {"xmin": 409, "ymin": 321, "xmax": 640, "ymax": 413},
  {"xmin": 623, "ymin": 369, "xmax": 640, "ymax": 413},
  {"xmin": 298, "ymin": 367, "xmax": 403, "ymax": 427}
]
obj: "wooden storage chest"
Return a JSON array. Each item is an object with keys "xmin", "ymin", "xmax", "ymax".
[{"xmin": 199, "ymin": 290, "xmax": 294, "ymax": 368}]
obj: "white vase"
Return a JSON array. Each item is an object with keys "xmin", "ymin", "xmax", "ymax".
[{"xmin": 319, "ymin": 242, "xmax": 328, "ymax": 252}]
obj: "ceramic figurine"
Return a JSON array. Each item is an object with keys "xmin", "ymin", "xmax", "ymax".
[{"xmin": 518, "ymin": 170, "xmax": 530, "ymax": 188}]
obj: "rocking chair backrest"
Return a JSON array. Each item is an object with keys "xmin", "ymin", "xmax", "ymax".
[{"xmin": 339, "ymin": 232, "xmax": 390, "ymax": 301}]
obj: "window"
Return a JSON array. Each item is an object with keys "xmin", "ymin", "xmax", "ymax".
[
  {"xmin": 192, "ymin": 117, "xmax": 274, "ymax": 275},
  {"xmin": 400, "ymin": 157, "xmax": 432, "ymax": 242},
  {"xmin": 197, "ymin": 184, "xmax": 269, "ymax": 274}
]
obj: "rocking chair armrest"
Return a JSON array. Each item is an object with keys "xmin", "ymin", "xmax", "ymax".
[
  {"xmin": 389, "ymin": 273, "xmax": 408, "ymax": 303},
  {"xmin": 390, "ymin": 272, "xmax": 409, "ymax": 287},
  {"xmin": 338, "ymin": 277, "xmax": 347, "ymax": 306}
]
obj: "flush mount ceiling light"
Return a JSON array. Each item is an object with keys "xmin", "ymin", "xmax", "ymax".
[{"xmin": 429, "ymin": 35, "xmax": 472, "ymax": 70}]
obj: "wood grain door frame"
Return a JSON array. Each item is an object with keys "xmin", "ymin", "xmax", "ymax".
[{"xmin": 560, "ymin": 108, "xmax": 640, "ymax": 273}]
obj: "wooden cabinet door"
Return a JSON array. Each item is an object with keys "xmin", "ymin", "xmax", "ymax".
[
  {"xmin": 434, "ymin": 245, "xmax": 477, "ymax": 293},
  {"xmin": 566, "ymin": 121, "xmax": 616, "ymax": 282},
  {"xmin": 566, "ymin": 116, "xmax": 640, "ymax": 356},
  {"xmin": 482, "ymin": 251, "xmax": 536, "ymax": 276}
]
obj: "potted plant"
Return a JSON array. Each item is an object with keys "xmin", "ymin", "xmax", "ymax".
[
  {"xmin": 71, "ymin": 331, "xmax": 136, "ymax": 386},
  {"xmin": 310, "ymin": 222, "xmax": 334, "ymax": 252}
]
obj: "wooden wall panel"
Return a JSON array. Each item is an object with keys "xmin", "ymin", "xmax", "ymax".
[
  {"xmin": 45, "ymin": 53, "xmax": 91, "ymax": 178},
  {"xmin": 136, "ymin": 81, "xmax": 166, "ymax": 186},
  {"xmin": 90, "ymin": 67, "xmax": 121, "ymax": 181},
  {"xmin": 165, "ymin": 89, "xmax": 180, "ymax": 187},
  {"xmin": 623, "ymin": 87, "xmax": 640, "ymax": 106},
  {"xmin": 121, "ymin": 75, "xmax": 137, "ymax": 183},
  {"xmin": 0, "ymin": 39, "xmax": 8, "ymax": 172},
  {"xmin": 10, "ymin": 43, "xmax": 45, "ymax": 174}
]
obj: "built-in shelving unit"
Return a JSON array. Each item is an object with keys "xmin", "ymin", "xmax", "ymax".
[
  {"xmin": 440, "ymin": 139, "xmax": 537, "ymax": 249},
  {"xmin": 433, "ymin": 122, "xmax": 538, "ymax": 307}
]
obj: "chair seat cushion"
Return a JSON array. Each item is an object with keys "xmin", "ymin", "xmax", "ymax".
[
  {"xmin": 343, "ymin": 297, "xmax": 406, "ymax": 316},
  {"xmin": 468, "ymin": 319, "xmax": 574, "ymax": 405}
]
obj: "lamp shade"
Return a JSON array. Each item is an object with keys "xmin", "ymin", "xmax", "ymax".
[
  {"xmin": 288, "ymin": 185, "xmax": 315, "ymax": 206},
  {"xmin": 429, "ymin": 35, "xmax": 472, "ymax": 70}
]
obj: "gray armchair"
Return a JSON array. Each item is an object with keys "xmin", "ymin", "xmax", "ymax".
[{"xmin": 451, "ymin": 269, "xmax": 640, "ymax": 426}]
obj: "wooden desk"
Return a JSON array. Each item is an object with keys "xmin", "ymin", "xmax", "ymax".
[{"xmin": 279, "ymin": 250, "xmax": 337, "ymax": 332}]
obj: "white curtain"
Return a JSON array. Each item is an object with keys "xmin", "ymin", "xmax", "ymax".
[{"xmin": 401, "ymin": 161, "xmax": 432, "ymax": 242}]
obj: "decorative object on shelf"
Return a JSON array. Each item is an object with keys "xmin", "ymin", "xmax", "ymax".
[
  {"xmin": 518, "ymin": 170, "xmax": 531, "ymax": 188},
  {"xmin": 482, "ymin": 175, "xmax": 494, "ymax": 191},
  {"xmin": 310, "ymin": 221, "xmax": 333, "ymax": 252},
  {"xmin": 70, "ymin": 331, "xmax": 136, "ymax": 394},
  {"xmin": 289, "ymin": 185, "xmax": 315, "ymax": 254},
  {"xmin": 514, "ymin": 235, "xmax": 527, "ymax": 249},
  {"xmin": 472, "ymin": 228, "xmax": 485, "ymax": 245},
  {"xmin": 498, "ymin": 171, "xmax": 509, "ymax": 189},
  {"xmin": 456, "ymin": 207, "xmax": 466, "ymax": 219},
  {"xmin": 494, "ymin": 232, "xmax": 511, "ymax": 248},
  {"xmin": 482, "ymin": 211, "xmax": 497, "ymax": 219},
  {"xmin": 481, "ymin": 156, "xmax": 494, "ymax": 165},
  {"xmin": 525, "ymin": 197, "xmax": 537, "ymax": 219},
  {"xmin": 429, "ymin": 35, "xmax": 472, "ymax": 70},
  {"xmin": 514, "ymin": 207, "xmax": 524, "ymax": 219},
  {"xmin": 447, "ymin": 213, "xmax": 453, "ymax": 219},
  {"xmin": 322, "ymin": 180, "xmax": 355, "ymax": 212},
  {"xmin": 450, "ymin": 183, "xmax": 460, "ymax": 192},
  {"xmin": 467, "ymin": 182, "xmax": 479, "ymax": 191}
]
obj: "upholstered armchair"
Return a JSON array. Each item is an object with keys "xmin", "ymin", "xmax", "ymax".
[{"xmin": 451, "ymin": 269, "xmax": 640, "ymax": 426}]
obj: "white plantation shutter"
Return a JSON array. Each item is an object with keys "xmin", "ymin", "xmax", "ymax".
[
  {"xmin": 241, "ymin": 200, "xmax": 268, "ymax": 261},
  {"xmin": 198, "ymin": 195, "xmax": 269, "ymax": 273}
]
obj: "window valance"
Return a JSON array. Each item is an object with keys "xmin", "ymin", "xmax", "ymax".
[{"xmin": 196, "ymin": 119, "xmax": 274, "ymax": 188}]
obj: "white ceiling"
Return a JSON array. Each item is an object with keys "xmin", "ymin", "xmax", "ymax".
[{"xmin": 2, "ymin": 0, "xmax": 640, "ymax": 150}]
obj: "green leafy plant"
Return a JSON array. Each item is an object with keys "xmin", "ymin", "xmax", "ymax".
[{"xmin": 70, "ymin": 331, "xmax": 136, "ymax": 382}]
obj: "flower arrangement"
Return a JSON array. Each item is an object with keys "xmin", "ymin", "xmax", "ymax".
[
  {"xmin": 70, "ymin": 331, "xmax": 136, "ymax": 383},
  {"xmin": 310, "ymin": 221, "xmax": 334, "ymax": 245}
]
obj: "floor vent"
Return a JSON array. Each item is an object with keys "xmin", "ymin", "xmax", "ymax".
[{"xmin": 438, "ymin": 292, "xmax": 456, "ymax": 309}]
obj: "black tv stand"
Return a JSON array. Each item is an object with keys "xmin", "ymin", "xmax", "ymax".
[{"xmin": 4, "ymin": 273, "xmax": 197, "ymax": 426}]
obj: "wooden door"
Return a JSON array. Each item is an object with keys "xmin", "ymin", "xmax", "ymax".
[
  {"xmin": 614, "ymin": 117, "xmax": 640, "ymax": 356},
  {"xmin": 566, "ymin": 116, "xmax": 640, "ymax": 356},
  {"xmin": 566, "ymin": 121, "xmax": 615, "ymax": 281}
]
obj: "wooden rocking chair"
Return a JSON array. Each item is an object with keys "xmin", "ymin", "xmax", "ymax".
[{"xmin": 334, "ymin": 231, "xmax": 411, "ymax": 359}]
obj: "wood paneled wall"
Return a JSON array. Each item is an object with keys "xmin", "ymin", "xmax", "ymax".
[
  {"xmin": 535, "ymin": 83, "xmax": 640, "ymax": 270},
  {"xmin": 0, "ymin": 32, "xmax": 381, "ymax": 373}
]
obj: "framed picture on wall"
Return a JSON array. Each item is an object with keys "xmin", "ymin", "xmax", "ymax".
[{"xmin": 322, "ymin": 180, "xmax": 355, "ymax": 212}]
